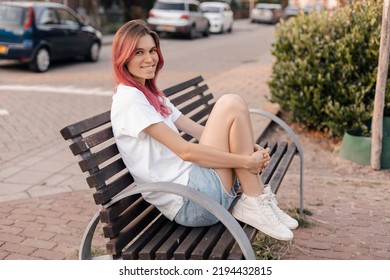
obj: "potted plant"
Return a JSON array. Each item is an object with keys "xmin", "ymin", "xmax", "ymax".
[{"xmin": 340, "ymin": 117, "xmax": 390, "ymax": 168}]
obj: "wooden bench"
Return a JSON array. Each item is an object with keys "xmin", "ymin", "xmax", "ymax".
[{"xmin": 60, "ymin": 76, "xmax": 304, "ymax": 260}]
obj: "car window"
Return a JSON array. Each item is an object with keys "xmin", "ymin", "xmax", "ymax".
[
  {"xmin": 201, "ymin": 6, "xmax": 220, "ymax": 13},
  {"xmin": 0, "ymin": 5, "xmax": 25, "ymax": 26},
  {"xmin": 154, "ymin": 3, "xmax": 185, "ymax": 10},
  {"xmin": 38, "ymin": 8, "xmax": 59, "ymax": 25},
  {"xmin": 189, "ymin": 4, "xmax": 199, "ymax": 12},
  {"xmin": 56, "ymin": 8, "xmax": 79, "ymax": 28}
]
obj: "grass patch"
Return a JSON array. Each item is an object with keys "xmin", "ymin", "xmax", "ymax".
[
  {"xmin": 252, "ymin": 233, "xmax": 292, "ymax": 260},
  {"xmin": 73, "ymin": 246, "xmax": 107, "ymax": 259},
  {"xmin": 252, "ymin": 207, "xmax": 313, "ymax": 259},
  {"xmin": 290, "ymin": 207, "xmax": 313, "ymax": 228}
]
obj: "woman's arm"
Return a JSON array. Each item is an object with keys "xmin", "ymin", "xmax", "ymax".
[
  {"xmin": 174, "ymin": 114, "xmax": 204, "ymax": 141},
  {"xmin": 143, "ymin": 121, "xmax": 267, "ymax": 174}
]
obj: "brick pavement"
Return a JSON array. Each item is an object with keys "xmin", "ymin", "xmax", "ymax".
[{"xmin": 1, "ymin": 36, "xmax": 390, "ymax": 260}]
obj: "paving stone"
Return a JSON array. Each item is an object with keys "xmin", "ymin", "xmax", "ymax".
[
  {"xmin": 4, "ymin": 170, "xmax": 52, "ymax": 185},
  {"xmin": 22, "ymin": 238, "xmax": 57, "ymax": 250},
  {"xmin": 0, "ymin": 182, "xmax": 31, "ymax": 195},
  {"xmin": 1, "ymin": 242, "xmax": 36, "ymax": 255},
  {"xmin": 31, "ymin": 249, "xmax": 66, "ymax": 260}
]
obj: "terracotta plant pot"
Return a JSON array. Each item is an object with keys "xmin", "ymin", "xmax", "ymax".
[{"xmin": 340, "ymin": 117, "xmax": 390, "ymax": 169}]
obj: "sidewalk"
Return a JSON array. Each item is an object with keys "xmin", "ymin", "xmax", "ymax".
[{"xmin": 1, "ymin": 36, "xmax": 389, "ymax": 260}]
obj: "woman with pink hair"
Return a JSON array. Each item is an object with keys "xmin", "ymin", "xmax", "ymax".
[{"xmin": 110, "ymin": 19, "xmax": 297, "ymax": 241}]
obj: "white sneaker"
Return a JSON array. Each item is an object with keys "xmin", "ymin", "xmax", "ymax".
[
  {"xmin": 263, "ymin": 185, "xmax": 299, "ymax": 230},
  {"xmin": 232, "ymin": 193, "xmax": 293, "ymax": 241}
]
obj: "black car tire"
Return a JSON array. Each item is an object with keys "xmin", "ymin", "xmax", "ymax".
[
  {"xmin": 187, "ymin": 25, "xmax": 196, "ymax": 39},
  {"xmin": 86, "ymin": 41, "xmax": 100, "ymax": 62},
  {"xmin": 203, "ymin": 24, "xmax": 210, "ymax": 37},
  {"xmin": 29, "ymin": 47, "xmax": 50, "ymax": 73}
]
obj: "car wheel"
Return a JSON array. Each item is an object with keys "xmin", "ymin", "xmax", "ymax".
[
  {"xmin": 187, "ymin": 25, "xmax": 196, "ymax": 39},
  {"xmin": 203, "ymin": 25, "xmax": 210, "ymax": 37},
  {"xmin": 227, "ymin": 24, "xmax": 233, "ymax": 33},
  {"xmin": 29, "ymin": 47, "xmax": 50, "ymax": 72},
  {"xmin": 86, "ymin": 41, "xmax": 100, "ymax": 62}
]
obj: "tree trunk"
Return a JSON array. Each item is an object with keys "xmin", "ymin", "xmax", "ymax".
[{"xmin": 371, "ymin": 0, "xmax": 390, "ymax": 170}]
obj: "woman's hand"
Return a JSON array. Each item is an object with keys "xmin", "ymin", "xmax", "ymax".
[{"xmin": 249, "ymin": 145, "xmax": 270, "ymax": 174}]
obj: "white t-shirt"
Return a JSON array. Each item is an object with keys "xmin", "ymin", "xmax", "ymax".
[{"xmin": 111, "ymin": 85, "xmax": 192, "ymax": 220}]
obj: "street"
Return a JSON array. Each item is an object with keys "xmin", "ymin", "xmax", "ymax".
[
  {"xmin": 0, "ymin": 20, "xmax": 274, "ymax": 91},
  {"xmin": 0, "ymin": 19, "xmax": 275, "ymax": 165}
]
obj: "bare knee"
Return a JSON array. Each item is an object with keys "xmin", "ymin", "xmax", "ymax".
[{"xmin": 216, "ymin": 94, "xmax": 248, "ymax": 113}]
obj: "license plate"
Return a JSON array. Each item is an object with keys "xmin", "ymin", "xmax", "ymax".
[
  {"xmin": 0, "ymin": 45, "xmax": 8, "ymax": 54},
  {"xmin": 157, "ymin": 25, "xmax": 175, "ymax": 32}
]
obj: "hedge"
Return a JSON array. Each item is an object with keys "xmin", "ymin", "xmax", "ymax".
[{"xmin": 269, "ymin": 0, "xmax": 390, "ymax": 137}]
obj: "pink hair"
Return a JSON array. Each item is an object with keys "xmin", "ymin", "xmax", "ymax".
[{"xmin": 112, "ymin": 19, "xmax": 171, "ymax": 117}]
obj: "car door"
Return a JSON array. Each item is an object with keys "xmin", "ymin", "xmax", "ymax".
[
  {"xmin": 189, "ymin": 3, "xmax": 207, "ymax": 32},
  {"xmin": 223, "ymin": 6, "xmax": 233, "ymax": 31},
  {"xmin": 35, "ymin": 7, "xmax": 67, "ymax": 59},
  {"xmin": 55, "ymin": 7, "xmax": 88, "ymax": 58}
]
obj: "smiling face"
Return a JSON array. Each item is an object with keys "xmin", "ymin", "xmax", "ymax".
[{"xmin": 126, "ymin": 34, "xmax": 159, "ymax": 85}]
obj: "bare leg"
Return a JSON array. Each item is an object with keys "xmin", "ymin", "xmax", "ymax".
[
  {"xmin": 200, "ymin": 94, "xmax": 297, "ymax": 240},
  {"xmin": 199, "ymin": 94, "xmax": 263, "ymax": 196}
]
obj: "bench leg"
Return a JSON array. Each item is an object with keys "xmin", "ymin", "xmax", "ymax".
[
  {"xmin": 249, "ymin": 108, "xmax": 304, "ymax": 216},
  {"xmin": 79, "ymin": 211, "xmax": 112, "ymax": 260}
]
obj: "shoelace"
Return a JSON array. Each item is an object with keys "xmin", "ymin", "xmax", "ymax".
[
  {"xmin": 258, "ymin": 195, "xmax": 280, "ymax": 223},
  {"xmin": 264, "ymin": 191, "xmax": 279, "ymax": 206},
  {"xmin": 263, "ymin": 192, "xmax": 289, "ymax": 218}
]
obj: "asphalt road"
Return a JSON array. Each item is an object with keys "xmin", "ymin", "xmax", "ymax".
[{"xmin": 0, "ymin": 19, "xmax": 275, "ymax": 92}]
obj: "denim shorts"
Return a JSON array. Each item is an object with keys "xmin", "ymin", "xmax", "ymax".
[{"xmin": 174, "ymin": 164, "xmax": 239, "ymax": 227}]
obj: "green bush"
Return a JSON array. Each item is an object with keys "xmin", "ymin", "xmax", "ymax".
[{"xmin": 269, "ymin": 0, "xmax": 390, "ymax": 137}]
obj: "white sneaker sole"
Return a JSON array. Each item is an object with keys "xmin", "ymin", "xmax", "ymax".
[{"xmin": 232, "ymin": 209, "xmax": 293, "ymax": 241}]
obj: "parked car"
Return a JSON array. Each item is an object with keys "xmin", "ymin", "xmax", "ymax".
[
  {"xmin": 0, "ymin": 1, "xmax": 102, "ymax": 72},
  {"xmin": 303, "ymin": 3, "xmax": 323, "ymax": 14},
  {"xmin": 283, "ymin": 5, "xmax": 300, "ymax": 19},
  {"xmin": 147, "ymin": 0, "xmax": 209, "ymax": 39},
  {"xmin": 200, "ymin": 1, "xmax": 233, "ymax": 34},
  {"xmin": 250, "ymin": 3, "xmax": 284, "ymax": 24}
]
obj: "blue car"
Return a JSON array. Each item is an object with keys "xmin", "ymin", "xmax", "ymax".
[{"xmin": 0, "ymin": 1, "xmax": 102, "ymax": 72}]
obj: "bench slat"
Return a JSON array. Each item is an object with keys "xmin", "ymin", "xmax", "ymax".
[
  {"xmin": 173, "ymin": 227, "xmax": 209, "ymax": 260},
  {"xmin": 99, "ymin": 193, "xmax": 141, "ymax": 223},
  {"xmin": 189, "ymin": 103, "xmax": 214, "ymax": 123},
  {"xmin": 93, "ymin": 172, "xmax": 134, "ymax": 205},
  {"xmin": 163, "ymin": 76, "xmax": 204, "ymax": 97},
  {"xmin": 169, "ymin": 84, "xmax": 209, "ymax": 107},
  {"xmin": 155, "ymin": 226, "xmax": 192, "ymax": 259},
  {"xmin": 79, "ymin": 143, "xmax": 119, "ymax": 172},
  {"xmin": 227, "ymin": 225, "xmax": 258, "ymax": 260},
  {"xmin": 269, "ymin": 143, "xmax": 297, "ymax": 193},
  {"xmin": 261, "ymin": 142, "xmax": 287, "ymax": 185},
  {"xmin": 60, "ymin": 110, "xmax": 111, "ymax": 140},
  {"xmin": 138, "ymin": 221, "xmax": 179, "ymax": 259},
  {"xmin": 190, "ymin": 223, "xmax": 226, "ymax": 260},
  {"xmin": 86, "ymin": 158, "xmax": 126, "ymax": 188},
  {"xmin": 69, "ymin": 126, "xmax": 114, "ymax": 156},
  {"xmin": 180, "ymin": 94, "xmax": 214, "ymax": 116},
  {"xmin": 122, "ymin": 215, "xmax": 168, "ymax": 260},
  {"xmin": 103, "ymin": 198, "xmax": 152, "ymax": 238},
  {"xmin": 106, "ymin": 206, "xmax": 161, "ymax": 255},
  {"xmin": 208, "ymin": 226, "xmax": 237, "ymax": 260}
]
